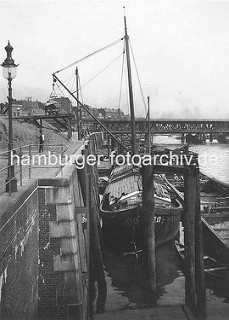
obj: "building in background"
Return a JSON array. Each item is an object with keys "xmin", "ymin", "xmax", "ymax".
[
  {"xmin": 53, "ymin": 97, "xmax": 72, "ymax": 114},
  {"xmin": 81, "ymin": 106, "xmax": 124, "ymax": 120},
  {"xmin": 13, "ymin": 97, "xmax": 44, "ymax": 116},
  {"xmin": 12, "ymin": 104, "xmax": 23, "ymax": 117}
]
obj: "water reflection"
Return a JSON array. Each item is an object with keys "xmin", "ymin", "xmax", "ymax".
[
  {"xmin": 156, "ymin": 242, "xmax": 180, "ymax": 287},
  {"xmin": 101, "ymin": 135, "xmax": 229, "ymax": 316},
  {"xmin": 103, "ymin": 241, "xmax": 183, "ymax": 311},
  {"xmin": 103, "ymin": 249, "xmax": 153, "ymax": 310},
  {"xmin": 103, "ymin": 240, "xmax": 229, "ymax": 315}
]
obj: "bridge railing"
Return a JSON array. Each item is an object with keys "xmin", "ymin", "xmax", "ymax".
[{"xmin": 0, "ymin": 143, "xmax": 68, "ymax": 195}]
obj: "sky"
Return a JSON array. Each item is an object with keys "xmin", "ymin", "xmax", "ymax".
[{"xmin": 0, "ymin": 0, "xmax": 229, "ymax": 118}]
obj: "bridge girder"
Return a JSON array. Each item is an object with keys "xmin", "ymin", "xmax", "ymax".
[{"xmin": 80, "ymin": 119, "xmax": 229, "ymax": 134}]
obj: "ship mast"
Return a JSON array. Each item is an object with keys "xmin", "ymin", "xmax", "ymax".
[
  {"xmin": 124, "ymin": 9, "xmax": 136, "ymax": 155},
  {"xmin": 75, "ymin": 67, "xmax": 82, "ymax": 139}
]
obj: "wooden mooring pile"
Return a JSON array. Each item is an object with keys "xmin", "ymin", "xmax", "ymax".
[
  {"xmin": 140, "ymin": 160, "xmax": 205, "ymax": 320},
  {"xmin": 85, "ymin": 133, "xmax": 206, "ymax": 320}
]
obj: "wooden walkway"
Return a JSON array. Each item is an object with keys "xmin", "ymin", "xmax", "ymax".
[{"xmin": 94, "ymin": 305, "xmax": 195, "ymax": 320}]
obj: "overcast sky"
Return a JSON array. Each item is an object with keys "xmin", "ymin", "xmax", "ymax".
[{"xmin": 0, "ymin": 0, "xmax": 229, "ymax": 118}]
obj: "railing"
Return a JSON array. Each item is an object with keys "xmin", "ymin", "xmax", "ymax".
[{"xmin": 0, "ymin": 144, "xmax": 68, "ymax": 195}]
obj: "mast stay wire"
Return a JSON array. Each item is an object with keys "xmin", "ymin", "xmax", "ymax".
[
  {"xmin": 129, "ymin": 40, "xmax": 149, "ymax": 145},
  {"xmin": 72, "ymin": 53, "xmax": 123, "ymax": 92},
  {"xmin": 78, "ymin": 76, "xmax": 84, "ymax": 105},
  {"xmin": 52, "ymin": 34, "xmax": 149, "ymax": 146},
  {"xmin": 70, "ymin": 73, "xmax": 76, "ymax": 95},
  {"xmin": 129, "ymin": 40, "xmax": 147, "ymax": 113},
  {"xmin": 55, "ymin": 81, "xmax": 66, "ymax": 97},
  {"xmin": 53, "ymin": 72, "xmax": 78, "ymax": 106},
  {"xmin": 125, "ymin": 62, "xmax": 129, "ymax": 113},
  {"xmin": 54, "ymin": 37, "xmax": 124, "ymax": 74},
  {"xmin": 52, "ymin": 71, "xmax": 74, "ymax": 98},
  {"xmin": 64, "ymin": 71, "xmax": 75, "ymax": 85},
  {"xmin": 66, "ymin": 72, "xmax": 75, "ymax": 89}
]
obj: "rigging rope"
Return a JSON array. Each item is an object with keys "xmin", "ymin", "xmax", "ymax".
[
  {"xmin": 55, "ymin": 81, "xmax": 66, "ymax": 97},
  {"xmin": 125, "ymin": 65, "xmax": 129, "ymax": 111},
  {"xmin": 129, "ymin": 40, "xmax": 149, "ymax": 144},
  {"xmin": 70, "ymin": 73, "xmax": 76, "ymax": 94},
  {"xmin": 73, "ymin": 53, "xmax": 123, "ymax": 91},
  {"xmin": 137, "ymin": 112, "xmax": 149, "ymax": 148},
  {"xmin": 62, "ymin": 72, "xmax": 75, "ymax": 95},
  {"xmin": 129, "ymin": 40, "xmax": 147, "ymax": 113},
  {"xmin": 78, "ymin": 76, "xmax": 84, "ymax": 105},
  {"xmin": 49, "ymin": 82, "xmax": 58, "ymax": 100},
  {"xmin": 64, "ymin": 71, "xmax": 75, "ymax": 84},
  {"xmin": 54, "ymin": 37, "xmax": 124, "ymax": 74}
]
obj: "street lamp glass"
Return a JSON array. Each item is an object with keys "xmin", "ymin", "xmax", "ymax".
[{"xmin": 2, "ymin": 65, "xmax": 17, "ymax": 80}]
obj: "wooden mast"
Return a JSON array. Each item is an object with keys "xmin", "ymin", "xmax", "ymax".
[
  {"xmin": 124, "ymin": 9, "xmax": 136, "ymax": 155},
  {"xmin": 75, "ymin": 67, "xmax": 82, "ymax": 140}
]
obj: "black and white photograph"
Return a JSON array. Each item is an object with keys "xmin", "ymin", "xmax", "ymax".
[{"xmin": 0, "ymin": 1, "xmax": 229, "ymax": 319}]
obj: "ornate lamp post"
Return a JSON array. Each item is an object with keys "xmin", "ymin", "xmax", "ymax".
[{"xmin": 1, "ymin": 41, "xmax": 18, "ymax": 192}]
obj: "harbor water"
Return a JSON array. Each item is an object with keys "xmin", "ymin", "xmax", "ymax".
[
  {"xmin": 101, "ymin": 135, "xmax": 229, "ymax": 319},
  {"xmin": 154, "ymin": 135, "xmax": 229, "ymax": 184}
]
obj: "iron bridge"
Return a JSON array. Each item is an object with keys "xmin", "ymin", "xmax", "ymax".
[{"xmin": 82, "ymin": 118, "xmax": 229, "ymax": 134}]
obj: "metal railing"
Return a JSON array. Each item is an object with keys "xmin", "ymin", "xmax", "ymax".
[{"xmin": 0, "ymin": 143, "xmax": 68, "ymax": 195}]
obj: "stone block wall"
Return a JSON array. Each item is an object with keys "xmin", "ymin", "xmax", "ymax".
[
  {"xmin": 0, "ymin": 183, "xmax": 39, "ymax": 320},
  {"xmin": 0, "ymin": 141, "xmax": 97, "ymax": 320},
  {"xmin": 38, "ymin": 166, "xmax": 88, "ymax": 320}
]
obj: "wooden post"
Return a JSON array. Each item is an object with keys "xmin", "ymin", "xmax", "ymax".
[
  {"xmin": 210, "ymin": 132, "xmax": 213, "ymax": 142},
  {"xmin": 111, "ymin": 137, "xmax": 115, "ymax": 152},
  {"xmin": 195, "ymin": 166, "xmax": 206, "ymax": 320},
  {"xmin": 89, "ymin": 175, "xmax": 107, "ymax": 313},
  {"xmin": 67, "ymin": 115, "xmax": 72, "ymax": 139},
  {"xmin": 38, "ymin": 118, "xmax": 44, "ymax": 153},
  {"xmin": 82, "ymin": 146, "xmax": 91, "ymax": 319},
  {"xmin": 90, "ymin": 136, "xmax": 100, "ymax": 198},
  {"xmin": 87, "ymin": 141, "xmax": 107, "ymax": 314},
  {"xmin": 75, "ymin": 67, "xmax": 82, "ymax": 140},
  {"xmin": 91, "ymin": 134, "xmax": 96, "ymax": 155},
  {"xmin": 141, "ymin": 164, "xmax": 157, "ymax": 305},
  {"xmin": 184, "ymin": 164, "xmax": 197, "ymax": 312},
  {"xmin": 107, "ymin": 135, "xmax": 110, "ymax": 158}
]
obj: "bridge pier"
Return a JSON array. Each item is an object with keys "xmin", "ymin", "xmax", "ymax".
[
  {"xmin": 200, "ymin": 132, "xmax": 206, "ymax": 144},
  {"xmin": 181, "ymin": 133, "xmax": 185, "ymax": 143},
  {"xmin": 209, "ymin": 133, "xmax": 213, "ymax": 143},
  {"xmin": 217, "ymin": 133, "xmax": 229, "ymax": 143}
]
